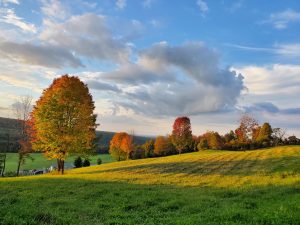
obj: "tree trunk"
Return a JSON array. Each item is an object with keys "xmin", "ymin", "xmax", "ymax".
[
  {"xmin": 57, "ymin": 159, "xmax": 61, "ymax": 172},
  {"xmin": 61, "ymin": 160, "xmax": 64, "ymax": 174},
  {"xmin": 2, "ymin": 155, "xmax": 5, "ymax": 177},
  {"xmin": 16, "ymin": 156, "xmax": 22, "ymax": 176}
]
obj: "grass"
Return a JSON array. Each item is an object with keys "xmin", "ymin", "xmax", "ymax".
[
  {"xmin": 1, "ymin": 146, "xmax": 300, "ymax": 224},
  {"xmin": 3, "ymin": 153, "xmax": 114, "ymax": 172}
]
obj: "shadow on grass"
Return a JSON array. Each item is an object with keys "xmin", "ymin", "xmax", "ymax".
[
  {"xmin": 0, "ymin": 177, "xmax": 300, "ymax": 225},
  {"xmin": 77, "ymin": 155, "xmax": 300, "ymax": 176}
]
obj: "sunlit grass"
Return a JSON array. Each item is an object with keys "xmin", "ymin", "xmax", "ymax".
[
  {"xmin": 1, "ymin": 146, "xmax": 300, "ymax": 224},
  {"xmin": 19, "ymin": 145, "xmax": 299, "ymax": 188}
]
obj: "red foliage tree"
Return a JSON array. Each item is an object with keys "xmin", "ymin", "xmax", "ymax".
[
  {"xmin": 171, "ymin": 117, "xmax": 193, "ymax": 154},
  {"xmin": 235, "ymin": 114, "xmax": 259, "ymax": 144}
]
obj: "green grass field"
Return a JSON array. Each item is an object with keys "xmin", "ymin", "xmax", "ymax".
[
  {"xmin": 3, "ymin": 153, "xmax": 114, "ymax": 172},
  {"xmin": 1, "ymin": 146, "xmax": 300, "ymax": 224}
]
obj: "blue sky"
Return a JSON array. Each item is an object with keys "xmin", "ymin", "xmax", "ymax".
[{"xmin": 0, "ymin": 0, "xmax": 300, "ymax": 136}]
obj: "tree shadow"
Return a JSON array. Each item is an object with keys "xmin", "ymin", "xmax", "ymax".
[{"xmin": 78, "ymin": 155, "xmax": 300, "ymax": 176}]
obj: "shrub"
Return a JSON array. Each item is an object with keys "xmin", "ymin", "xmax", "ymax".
[
  {"xmin": 197, "ymin": 139, "xmax": 208, "ymax": 150},
  {"xmin": 83, "ymin": 159, "xmax": 90, "ymax": 167},
  {"xmin": 97, "ymin": 158, "xmax": 102, "ymax": 165},
  {"xmin": 154, "ymin": 136, "xmax": 176, "ymax": 156},
  {"xmin": 74, "ymin": 156, "xmax": 82, "ymax": 168},
  {"xmin": 4, "ymin": 171, "xmax": 17, "ymax": 177}
]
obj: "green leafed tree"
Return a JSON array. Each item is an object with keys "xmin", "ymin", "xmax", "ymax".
[
  {"xmin": 256, "ymin": 123, "xmax": 272, "ymax": 145},
  {"xmin": 143, "ymin": 139, "xmax": 155, "ymax": 158},
  {"xmin": 30, "ymin": 75, "xmax": 97, "ymax": 174},
  {"xmin": 197, "ymin": 138, "xmax": 208, "ymax": 150}
]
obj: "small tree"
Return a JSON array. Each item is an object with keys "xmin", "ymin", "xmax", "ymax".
[
  {"xmin": 97, "ymin": 158, "xmax": 102, "ymax": 165},
  {"xmin": 272, "ymin": 128, "xmax": 286, "ymax": 146},
  {"xmin": 154, "ymin": 136, "xmax": 176, "ymax": 156},
  {"xmin": 224, "ymin": 130, "xmax": 236, "ymax": 143},
  {"xmin": 171, "ymin": 117, "xmax": 193, "ymax": 154},
  {"xmin": 131, "ymin": 145, "xmax": 145, "ymax": 159},
  {"xmin": 83, "ymin": 159, "xmax": 90, "ymax": 167},
  {"xmin": 197, "ymin": 139, "xmax": 208, "ymax": 150},
  {"xmin": 235, "ymin": 114, "xmax": 259, "ymax": 147},
  {"xmin": 0, "ymin": 154, "xmax": 6, "ymax": 177},
  {"xmin": 256, "ymin": 122, "xmax": 272, "ymax": 146},
  {"xmin": 74, "ymin": 156, "xmax": 83, "ymax": 168},
  {"xmin": 209, "ymin": 132, "xmax": 224, "ymax": 149},
  {"xmin": 143, "ymin": 139, "xmax": 155, "ymax": 158},
  {"xmin": 286, "ymin": 136, "xmax": 300, "ymax": 145},
  {"xmin": 12, "ymin": 95, "xmax": 33, "ymax": 176},
  {"xmin": 109, "ymin": 132, "xmax": 133, "ymax": 161}
]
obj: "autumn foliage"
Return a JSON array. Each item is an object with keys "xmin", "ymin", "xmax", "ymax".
[
  {"xmin": 154, "ymin": 136, "xmax": 176, "ymax": 156},
  {"xmin": 30, "ymin": 75, "xmax": 97, "ymax": 174},
  {"xmin": 109, "ymin": 132, "xmax": 133, "ymax": 161},
  {"xmin": 171, "ymin": 117, "xmax": 193, "ymax": 153}
]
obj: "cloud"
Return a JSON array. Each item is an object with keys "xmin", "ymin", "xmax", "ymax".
[
  {"xmin": 0, "ymin": 8, "xmax": 37, "ymax": 33},
  {"xmin": 116, "ymin": 0, "xmax": 126, "ymax": 9},
  {"xmin": 196, "ymin": 0, "xmax": 208, "ymax": 15},
  {"xmin": 86, "ymin": 80, "xmax": 121, "ymax": 92},
  {"xmin": 1, "ymin": 0, "xmax": 19, "ymax": 5},
  {"xmin": 143, "ymin": 0, "xmax": 154, "ymax": 8},
  {"xmin": 228, "ymin": 0, "xmax": 244, "ymax": 13},
  {"xmin": 149, "ymin": 19, "xmax": 161, "ymax": 28},
  {"xmin": 263, "ymin": 9, "xmax": 300, "ymax": 29},
  {"xmin": 274, "ymin": 43, "xmax": 300, "ymax": 57},
  {"xmin": 95, "ymin": 42, "xmax": 244, "ymax": 117},
  {"xmin": 39, "ymin": 14, "xmax": 130, "ymax": 64},
  {"xmin": 234, "ymin": 64, "xmax": 300, "ymax": 95},
  {"xmin": 242, "ymin": 102, "xmax": 279, "ymax": 114},
  {"xmin": 41, "ymin": 0, "xmax": 68, "ymax": 20},
  {"xmin": 225, "ymin": 43, "xmax": 300, "ymax": 58},
  {"xmin": 0, "ymin": 40, "xmax": 84, "ymax": 68}
]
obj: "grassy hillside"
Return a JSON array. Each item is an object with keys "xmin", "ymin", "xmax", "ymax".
[{"xmin": 1, "ymin": 146, "xmax": 300, "ymax": 224}]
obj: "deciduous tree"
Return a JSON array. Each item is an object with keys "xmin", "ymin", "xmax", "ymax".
[
  {"xmin": 171, "ymin": 117, "xmax": 193, "ymax": 154},
  {"xmin": 12, "ymin": 95, "xmax": 33, "ymax": 176},
  {"xmin": 256, "ymin": 122, "xmax": 272, "ymax": 145},
  {"xmin": 30, "ymin": 75, "xmax": 97, "ymax": 174},
  {"xmin": 154, "ymin": 136, "xmax": 175, "ymax": 156},
  {"xmin": 109, "ymin": 132, "xmax": 133, "ymax": 161},
  {"xmin": 143, "ymin": 139, "xmax": 155, "ymax": 158},
  {"xmin": 235, "ymin": 114, "xmax": 259, "ymax": 144}
]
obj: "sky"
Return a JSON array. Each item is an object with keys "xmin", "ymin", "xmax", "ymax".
[{"xmin": 0, "ymin": 0, "xmax": 300, "ymax": 137}]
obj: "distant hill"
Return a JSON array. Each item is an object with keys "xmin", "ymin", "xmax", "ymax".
[{"xmin": 0, "ymin": 117, "xmax": 152, "ymax": 153}]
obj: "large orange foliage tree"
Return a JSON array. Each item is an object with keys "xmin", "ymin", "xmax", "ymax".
[
  {"xmin": 30, "ymin": 75, "xmax": 97, "ymax": 174},
  {"xmin": 109, "ymin": 132, "xmax": 133, "ymax": 161}
]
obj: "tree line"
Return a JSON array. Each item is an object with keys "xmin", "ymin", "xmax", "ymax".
[{"xmin": 109, "ymin": 115, "xmax": 300, "ymax": 161}]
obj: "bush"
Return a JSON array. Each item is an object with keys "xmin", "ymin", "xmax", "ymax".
[
  {"xmin": 97, "ymin": 158, "xmax": 102, "ymax": 165},
  {"xmin": 4, "ymin": 171, "xmax": 17, "ymax": 177},
  {"xmin": 83, "ymin": 159, "xmax": 90, "ymax": 167},
  {"xmin": 197, "ymin": 139, "xmax": 208, "ymax": 150},
  {"xmin": 74, "ymin": 156, "xmax": 82, "ymax": 168}
]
